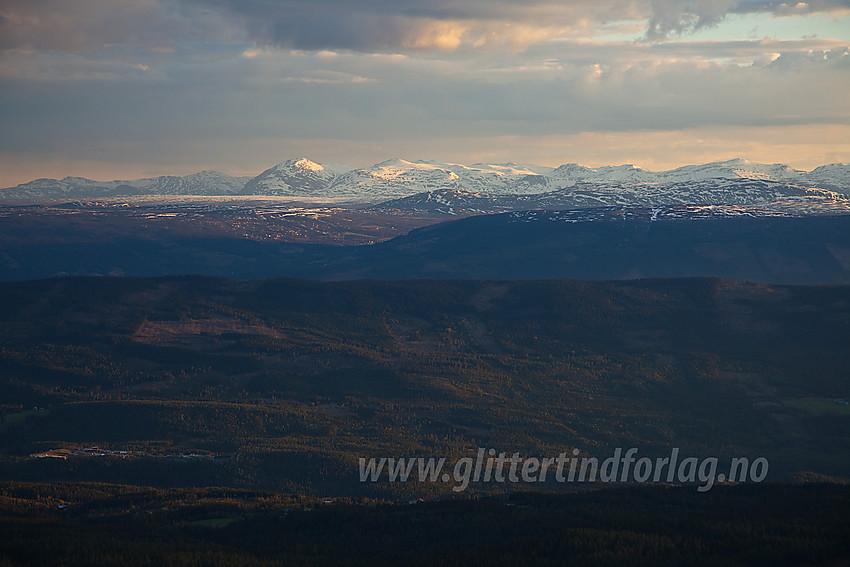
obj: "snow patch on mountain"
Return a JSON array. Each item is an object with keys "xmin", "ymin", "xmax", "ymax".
[
  {"xmin": 240, "ymin": 158, "xmax": 353, "ymax": 197},
  {"xmin": 3, "ymin": 157, "xmax": 848, "ymax": 202},
  {"xmin": 373, "ymin": 179, "xmax": 849, "ymax": 216},
  {"xmin": 507, "ymin": 203, "xmax": 846, "ymax": 224},
  {"xmin": 140, "ymin": 171, "xmax": 249, "ymax": 196}
]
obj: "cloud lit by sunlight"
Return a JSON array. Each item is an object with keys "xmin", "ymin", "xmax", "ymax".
[{"xmin": 0, "ymin": 0, "xmax": 847, "ymax": 186}]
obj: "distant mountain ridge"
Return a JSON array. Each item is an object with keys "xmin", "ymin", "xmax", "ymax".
[
  {"xmin": 371, "ymin": 180, "xmax": 849, "ymax": 215},
  {"xmin": 236, "ymin": 158, "xmax": 850, "ymax": 202},
  {"xmin": 0, "ymin": 171, "xmax": 251, "ymax": 200},
  {"xmin": 2, "ymin": 157, "xmax": 848, "ymax": 204}
]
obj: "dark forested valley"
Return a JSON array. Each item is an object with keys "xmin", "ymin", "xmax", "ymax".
[{"xmin": 1, "ymin": 276, "xmax": 848, "ymax": 565}]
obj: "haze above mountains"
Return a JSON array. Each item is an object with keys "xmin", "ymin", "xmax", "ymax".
[{"xmin": 3, "ymin": 158, "xmax": 849, "ymax": 207}]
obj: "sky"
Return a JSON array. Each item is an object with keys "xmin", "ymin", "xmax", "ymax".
[{"xmin": 1, "ymin": 0, "xmax": 849, "ymax": 186}]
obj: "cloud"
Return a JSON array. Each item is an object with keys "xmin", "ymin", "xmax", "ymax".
[
  {"xmin": 736, "ymin": 0, "xmax": 850, "ymax": 13},
  {"xmin": 640, "ymin": 0, "xmax": 850, "ymax": 41},
  {"xmin": 0, "ymin": 0, "xmax": 241, "ymax": 51},
  {"xmin": 197, "ymin": 0, "xmax": 850, "ymax": 50},
  {"xmin": 646, "ymin": 0, "xmax": 738, "ymax": 40},
  {"xmin": 2, "ymin": 0, "xmax": 848, "ymax": 54},
  {"xmin": 210, "ymin": 0, "xmax": 643, "ymax": 52},
  {"xmin": 0, "ymin": 0, "xmax": 848, "ymax": 187}
]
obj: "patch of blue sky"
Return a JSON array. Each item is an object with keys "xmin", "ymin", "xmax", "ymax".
[{"xmin": 590, "ymin": 11, "xmax": 849, "ymax": 42}]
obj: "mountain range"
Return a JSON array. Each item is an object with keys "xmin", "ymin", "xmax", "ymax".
[
  {"xmin": 0, "ymin": 171, "xmax": 252, "ymax": 200},
  {"xmin": 2, "ymin": 158, "xmax": 849, "ymax": 208},
  {"xmin": 237, "ymin": 158, "xmax": 850, "ymax": 200},
  {"xmin": 371, "ymin": 180, "xmax": 849, "ymax": 215}
]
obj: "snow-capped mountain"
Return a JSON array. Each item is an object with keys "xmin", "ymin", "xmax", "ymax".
[
  {"xmin": 658, "ymin": 159, "xmax": 801, "ymax": 183},
  {"xmin": 0, "ymin": 171, "xmax": 250, "ymax": 200},
  {"xmin": 239, "ymin": 158, "xmax": 557, "ymax": 199},
  {"xmin": 549, "ymin": 163, "xmax": 656, "ymax": 185},
  {"xmin": 239, "ymin": 157, "xmax": 849, "ymax": 201},
  {"xmin": 0, "ymin": 177, "xmax": 142, "ymax": 200},
  {"xmin": 138, "ymin": 171, "xmax": 250, "ymax": 196},
  {"xmin": 239, "ymin": 158, "xmax": 353, "ymax": 196},
  {"xmin": 2, "ymin": 157, "xmax": 847, "ymax": 202},
  {"xmin": 545, "ymin": 158, "xmax": 850, "ymax": 189},
  {"xmin": 238, "ymin": 158, "xmax": 551, "ymax": 199},
  {"xmin": 328, "ymin": 159, "xmax": 461, "ymax": 199},
  {"xmin": 803, "ymin": 163, "xmax": 850, "ymax": 193}
]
